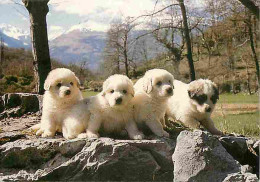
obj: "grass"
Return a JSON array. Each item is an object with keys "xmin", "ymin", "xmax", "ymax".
[
  {"xmin": 218, "ymin": 93, "xmax": 258, "ymax": 104},
  {"xmin": 213, "ymin": 111, "xmax": 260, "ymax": 138},
  {"xmin": 82, "ymin": 90, "xmax": 99, "ymax": 98}
]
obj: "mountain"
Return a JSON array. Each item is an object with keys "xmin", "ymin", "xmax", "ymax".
[
  {"xmin": 0, "ymin": 24, "xmax": 31, "ymax": 48},
  {"xmin": 49, "ymin": 28, "xmax": 106, "ymax": 70},
  {"xmin": 0, "ymin": 23, "xmax": 166, "ymax": 70}
]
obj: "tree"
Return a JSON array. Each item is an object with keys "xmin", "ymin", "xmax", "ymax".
[
  {"xmin": 23, "ymin": 0, "xmax": 51, "ymax": 94},
  {"xmin": 178, "ymin": 0, "xmax": 195, "ymax": 81},
  {"xmin": 104, "ymin": 17, "xmax": 136, "ymax": 77},
  {"xmin": 237, "ymin": 0, "xmax": 259, "ymax": 19}
]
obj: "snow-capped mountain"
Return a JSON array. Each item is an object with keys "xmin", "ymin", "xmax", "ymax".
[
  {"xmin": 0, "ymin": 24, "xmax": 31, "ymax": 48},
  {"xmin": 0, "ymin": 23, "xmax": 165, "ymax": 70}
]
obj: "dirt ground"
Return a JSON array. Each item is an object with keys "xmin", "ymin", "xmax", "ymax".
[{"xmin": 213, "ymin": 103, "xmax": 259, "ymax": 117}]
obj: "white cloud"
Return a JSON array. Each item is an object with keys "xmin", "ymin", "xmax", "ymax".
[
  {"xmin": 51, "ymin": 0, "xmax": 156, "ymax": 17},
  {"xmin": 0, "ymin": 0, "xmax": 11, "ymax": 4},
  {"xmin": 48, "ymin": 25, "xmax": 65, "ymax": 40}
]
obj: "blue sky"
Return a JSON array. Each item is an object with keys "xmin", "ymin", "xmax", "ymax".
[{"xmin": 0, "ymin": 0, "xmax": 205, "ymax": 39}]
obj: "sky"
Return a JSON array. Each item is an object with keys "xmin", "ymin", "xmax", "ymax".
[{"xmin": 0, "ymin": 0, "xmax": 205, "ymax": 39}]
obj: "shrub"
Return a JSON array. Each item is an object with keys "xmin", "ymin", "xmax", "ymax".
[{"xmin": 5, "ymin": 75, "xmax": 18, "ymax": 85}]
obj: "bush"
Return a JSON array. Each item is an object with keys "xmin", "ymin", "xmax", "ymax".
[{"xmin": 5, "ymin": 75, "xmax": 18, "ymax": 85}]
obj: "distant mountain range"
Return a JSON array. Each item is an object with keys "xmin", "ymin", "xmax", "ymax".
[{"xmin": 0, "ymin": 23, "xmax": 166, "ymax": 70}]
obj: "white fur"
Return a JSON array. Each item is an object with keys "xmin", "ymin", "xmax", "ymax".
[
  {"xmin": 166, "ymin": 79, "xmax": 223, "ymax": 135},
  {"xmin": 34, "ymin": 68, "xmax": 84, "ymax": 139},
  {"xmin": 80, "ymin": 74, "xmax": 144, "ymax": 140},
  {"xmin": 132, "ymin": 69, "xmax": 174, "ymax": 137}
]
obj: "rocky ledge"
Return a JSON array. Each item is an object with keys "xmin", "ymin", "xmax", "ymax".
[{"xmin": 0, "ymin": 93, "xmax": 259, "ymax": 181}]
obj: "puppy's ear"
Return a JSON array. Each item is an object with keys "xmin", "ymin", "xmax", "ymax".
[
  {"xmin": 44, "ymin": 77, "xmax": 51, "ymax": 91},
  {"xmin": 127, "ymin": 79, "xmax": 135, "ymax": 97},
  {"xmin": 75, "ymin": 76, "xmax": 81, "ymax": 88},
  {"xmin": 188, "ymin": 80, "xmax": 203, "ymax": 98},
  {"xmin": 212, "ymin": 83, "xmax": 219, "ymax": 100},
  {"xmin": 101, "ymin": 78, "xmax": 110, "ymax": 96},
  {"xmin": 143, "ymin": 76, "xmax": 153, "ymax": 94}
]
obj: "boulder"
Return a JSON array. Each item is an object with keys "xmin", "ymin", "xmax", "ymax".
[
  {"xmin": 0, "ymin": 137, "xmax": 175, "ymax": 181},
  {"xmin": 0, "ymin": 93, "xmax": 42, "ymax": 118},
  {"xmin": 173, "ymin": 130, "xmax": 242, "ymax": 182},
  {"xmin": 219, "ymin": 136, "xmax": 259, "ymax": 176}
]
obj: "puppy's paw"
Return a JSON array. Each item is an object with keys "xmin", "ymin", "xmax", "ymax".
[
  {"xmin": 131, "ymin": 133, "xmax": 144, "ymax": 140},
  {"xmin": 36, "ymin": 129, "xmax": 43, "ymax": 136},
  {"xmin": 162, "ymin": 130, "xmax": 170, "ymax": 138},
  {"xmin": 64, "ymin": 134, "xmax": 76, "ymax": 140},
  {"xmin": 42, "ymin": 130, "xmax": 55, "ymax": 138},
  {"xmin": 77, "ymin": 133, "xmax": 88, "ymax": 139},
  {"xmin": 86, "ymin": 131, "xmax": 99, "ymax": 138}
]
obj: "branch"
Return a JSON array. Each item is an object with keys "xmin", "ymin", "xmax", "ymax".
[
  {"xmin": 130, "ymin": 3, "xmax": 179, "ymax": 23},
  {"xmin": 237, "ymin": 0, "xmax": 259, "ymax": 19}
]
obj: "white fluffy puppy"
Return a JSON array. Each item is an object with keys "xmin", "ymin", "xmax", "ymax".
[
  {"xmin": 81, "ymin": 74, "xmax": 144, "ymax": 140},
  {"xmin": 34, "ymin": 68, "xmax": 83, "ymax": 138},
  {"xmin": 132, "ymin": 69, "xmax": 174, "ymax": 137},
  {"xmin": 166, "ymin": 79, "xmax": 223, "ymax": 135}
]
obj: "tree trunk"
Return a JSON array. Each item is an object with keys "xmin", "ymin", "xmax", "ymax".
[
  {"xmin": 123, "ymin": 34, "xmax": 129, "ymax": 76},
  {"xmin": 179, "ymin": 0, "xmax": 196, "ymax": 81},
  {"xmin": 23, "ymin": 0, "xmax": 51, "ymax": 95},
  {"xmin": 238, "ymin": 0, "xmax": 259, "ymax": 19},
  {"xmin": 248, "ymin": 18, "xmax": 259, "ymax": 88}
]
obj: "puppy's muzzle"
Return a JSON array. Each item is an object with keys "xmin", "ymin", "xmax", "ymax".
[
  {"xmin": 115, "ymin": 97, "xmax": 122, "ymax": 105},
  {"xmin": 65, "ymin": 90, "xmax": 71, "ymax": 96},
  {"xmin": 205, "ymin": 107, "xmax": 212, "ymax": 113},
  {"xmin": 167, "ymin": 88, "xmax": 173, "ymax": 95}
]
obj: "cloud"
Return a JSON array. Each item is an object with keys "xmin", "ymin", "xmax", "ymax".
[
  {"xmin": 48, "ymin": 25, "xmax": 65, "ymax": 40},
  {"xmin": 0, "ymin": 0, "xmax": 11, "ymax": 4},
  {"xmin": 51, "ymin": 0, "xmax": 156, "ymax": 18}
]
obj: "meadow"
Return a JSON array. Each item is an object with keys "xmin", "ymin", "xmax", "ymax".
[{"xmin": 82, "ymin": 90, "xmax": 259, "ymax": 138}]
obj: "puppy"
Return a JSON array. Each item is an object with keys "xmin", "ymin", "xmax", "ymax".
[
  {"xmin": 166, "ymin": 79, "xmax": 223, "ymax": 135},
  {"xmin": 34, "ymin": 68, "xmax": 83, "ymax": 138},
  {"xmin": 80, "ymin": 74, "xmax": 144, "ymax": 140},
  {"xmin": 132, "ymin": 69, "xmax": 174, "ymax": 137}
]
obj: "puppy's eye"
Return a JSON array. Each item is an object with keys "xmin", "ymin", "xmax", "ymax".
[
  {"xmin": 57, "ymin": 83, "xmax": 62, "ymax": 87},
  {"xmin": 123, "ymin": 90, "xmax": 127, "ymax": 94},
  {"xmin": 70, "ymin": 82, "xmax": 73, "ymax": 86},
  {"xmin": 156, "ymin": 81, "xmax": 162, "ymax": 86},
  {"xmin": 169, "ymin": 80, "xmax": 171, "ymax": 83},
  {"xmin": 110, "ymin": 90, "xmax": 114, "ymax": 93}
]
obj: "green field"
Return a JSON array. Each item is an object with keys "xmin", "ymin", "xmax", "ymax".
[
  {"xmin": 82, "ymin": 90, "xmax": 99, "ymax": 98},
  {"xmin": 214, "ymin": 93, "xmax": 259, "ymax": 138},
  {"xmin": 213, "ymin": 111, "xmax": 259, "ymax": 138},
  {"xmin": 218, "ymin": 93, "xmax": 258, "ymax": 104},
  {"xmin": 82, "ymin": 91, "xmax": 259, "ymax": 138}
]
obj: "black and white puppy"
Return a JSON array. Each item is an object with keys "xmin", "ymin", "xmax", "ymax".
[{"xmin": 166, "ymin": 79, "xmax": 223, "ymax": 135}]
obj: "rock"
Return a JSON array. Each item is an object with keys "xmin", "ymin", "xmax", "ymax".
[
  {"xmin": 253, "ymin": 140, "xmax": 259, "ymax": 154},
  {"xmin": 0, "ymin": 97, "xmax": 4, "ymax": 113},
  {"xmin": 172, "ymin": 130, "xmax": 242, "ymax": 182},
  {"xmin": 223, "ymin": 172, "xmax": 258, "ymax": 182},
  {"xmin": 0, "ymin": 137, "xmax": 175, "ymax": 181},
  {"xmin": 219, "ymin": 136, "xmax": 259, "ymax": 176},
  {"xmin": 0, "ymin": 93, "xmax": 41, "ymax": 118}
]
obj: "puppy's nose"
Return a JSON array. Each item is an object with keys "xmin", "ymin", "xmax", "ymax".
[
  {"xmin": 116, "ymin": 98, "xmax": 122, "ymax": 105},
  {"xmin": 65, "ymin": 90, "xmax": 71, "ymax": 95},
  {"xmin": 167, "ymin": 88, "xmax": 173, "ymax": 94},
  {"xmin": 205, "ymin": 107, "xmax": 212, "ymax": 112}
]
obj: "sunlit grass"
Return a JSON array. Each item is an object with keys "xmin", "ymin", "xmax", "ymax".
[
  {"xmin": 213, "ymin": 111, "xmax": 260, "ymax": 138},
  {"xmin": 82, "ymin": 90, "xmax": 99, "ymax": 98},
  {"xmin": 218, "ymin": 93, "xmax": 258, "ymax": 104}
]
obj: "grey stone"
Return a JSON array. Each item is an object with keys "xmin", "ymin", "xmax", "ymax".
[
  {"xmin": 1, "ymin": 93, "xmax": 41, "ymax": 118},
  {"xmin": 223, "ymin": 172, "xmax": 258, "ymax": 182},
  {"xmin": 0, "ymin": 137, "xmax": 175, "ymax": 181},
  {"xmin": 219, "ymin": 136, "xmax": 259, "ymax": 176},
  {"xmin": 172, "ymin": 130, "xmax": 241, "ymax": 182}
]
